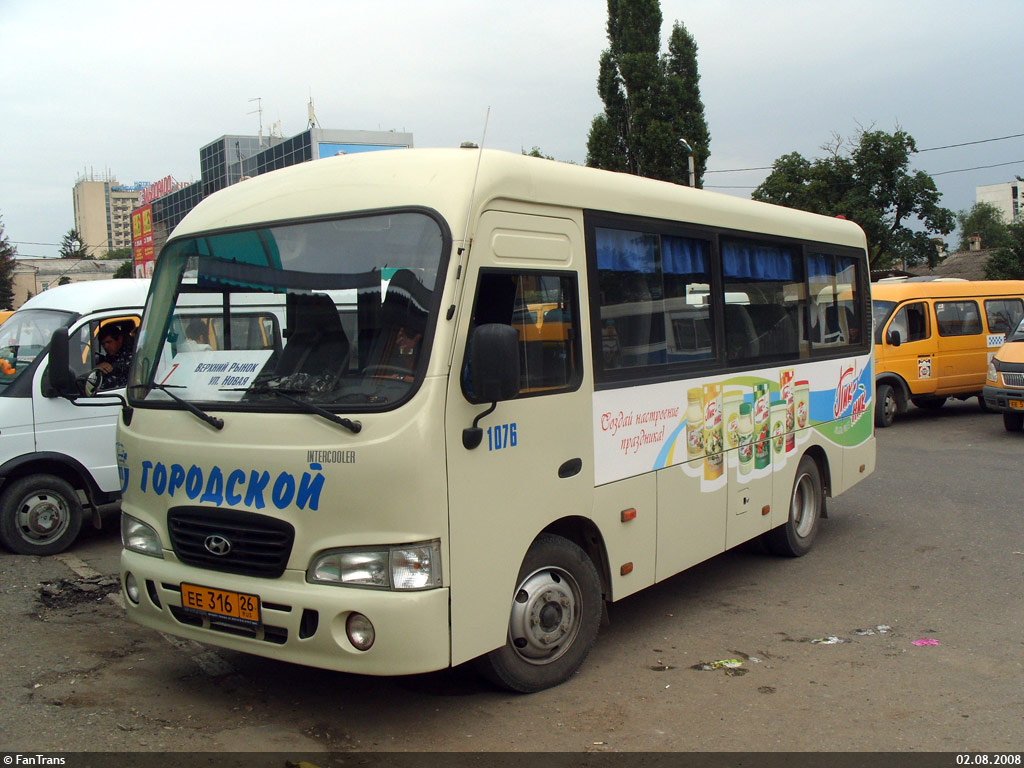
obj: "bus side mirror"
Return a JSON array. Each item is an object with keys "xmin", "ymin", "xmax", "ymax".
[
  {"xmin": 471, "ymin": 324, "xmax": 521, "ymax": 403},
  {"xmin": 463, "ymin": 324, "xmax": 521, "ymax": 449},
  {"xmin": 45, "ymin": 328, "xmax": 79, "ymax": 399},
  {"xmin": 887, "ymin": 329, "xmax": 902, "ymax": 347}
]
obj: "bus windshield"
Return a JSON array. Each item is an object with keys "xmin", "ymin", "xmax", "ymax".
[
  {"xmin": 130, "ymin": 211, "xmax": 447, "ymax": 412},
  {"xmin": 0, "ymin": 309, "xmax": 76, "ymax": 394}
]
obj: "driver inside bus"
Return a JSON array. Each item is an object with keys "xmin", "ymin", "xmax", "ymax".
[{"xmin": 96, "ymin": 325, "xmax": 133, "ymax": 389}]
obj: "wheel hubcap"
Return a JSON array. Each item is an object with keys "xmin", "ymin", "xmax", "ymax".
[
  {"xmin": 17, "ymin": 492, "xmax": 70, "ymax": 544},
  {"xmin": 791, "ymin": 472, "xmax": 817, "ymax": 538},
  {"xmin": 508, "ymin": 567, "xmax": 582, "ymax": 665},
  {"xmin": 884, "ymin": 393, "xmax": 897, "ymax": 421}
]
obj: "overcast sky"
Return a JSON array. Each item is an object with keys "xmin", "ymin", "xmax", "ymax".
[{"xmin": 2, "ymin": 0, "xmax": 1022, "ymax": 258}]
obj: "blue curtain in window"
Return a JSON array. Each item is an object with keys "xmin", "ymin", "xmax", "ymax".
[
  {"xmin": 808, "ymin": 253, "xmax": 834, "ymax": 278},
  {"xmin": 723, "ymin": 240, "xmax": 797, "ymax": 281},
  {"xmin": 663, "ymin": 235, "xmax": 709, "ymax": 276},
  {"xmin": 596, "ymin": 228, "xmax": 657, "ymax": 272}
]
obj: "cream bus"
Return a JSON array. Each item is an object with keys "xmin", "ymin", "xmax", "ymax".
[{"xmin": 84, "ymin": 149, "xmax": 874, "ymax": 692}]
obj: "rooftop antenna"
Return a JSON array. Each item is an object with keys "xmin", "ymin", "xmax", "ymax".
[
  {"xmin": 460, "ymin": 105, "xmax": 490, "ymax": 256},
  {"xmin": 248, "ymin": 97, "xmax": 264, "ymax": 148},
  {"xmin": 307, "ymin": 93, "xmax": 321, "ymax": 130}
]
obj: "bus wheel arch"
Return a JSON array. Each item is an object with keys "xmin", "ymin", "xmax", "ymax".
[{"xmin": 477, "ymin": 529, "xmax": 604, "ymax": 692}]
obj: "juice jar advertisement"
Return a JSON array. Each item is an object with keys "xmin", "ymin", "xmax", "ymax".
[
  {"xmin": 737, "ymin": 402, "xmax": 754, "ymax": 476},
  {"xmin": 753, "ymin": 382, "xmax": 771, "ymax": 470},
  {"xmin": 779, "ymin": 368, "xmax": 795, "ymax": 453},
  {"xmin": 795, "ymin": 380, "xmax": 810, "ymax": 429},
  {"xmin": 771, "ymin": 399, "xmax": 787, "ymax": 456},
  {"xmin": 686, "ymin": 387, "xmax": 705, "ymax": 461},
  {"xmin": 723, "ymin": 389, "xmax": 744, "ymax": 449},
  {"xmin": 703, "ymin": 383, "xmax": 723, "ymax": 480}
]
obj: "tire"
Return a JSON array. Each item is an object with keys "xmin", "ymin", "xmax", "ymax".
[
  {"xmin": 0, "ymin": 475, "xmax": 83, "ymax": 555},
  {"xmin": 875, "ymin": 383, "xmax": 897, "ymax": 428},
  {"xmin": 911, "ymin": 396, "xmax": 947, "ymax": 410},
  {"xmin": 477, "ymin": 533, "xmax": 602, "ymax": 693},
  {"xmin": 1003, "ymin": 412, "xmax": 1024, "ymax": 432},
  {"xmin": 764, "ymin": 454, "xmax": 822, "ymax": 557}
]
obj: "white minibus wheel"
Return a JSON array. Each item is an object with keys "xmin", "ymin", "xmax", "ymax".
[
  {"xmin": 0, "ymin": 475, "xmax": 83, "ymax": 556},
  {"xmin": 765, "ymin": 454, "xmax": 823, "ymax": 558},
  {"xmin": 477, "ymin": 533, "xmax": 602, "ymax": 693}
]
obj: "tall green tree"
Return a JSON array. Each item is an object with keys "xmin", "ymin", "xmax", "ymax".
[
  {"xmin": 753, "ymin": 128, "xmax": 955, "ymax": 269},
  {"xmin": 586, "ymin": 0, "xmax": 710, "ymax": 187},
  {"xmin": 59, "ymin": 229, "xmax": 88, "ymax": 260},
  {"xmin": 0, "ymin": 215, "xmax": 17, "ymax": 310},
  {"xmin": 983, "ymin": 218, "xmax": 1024, "ymax": 280},
  {"xmin": 956, "ymin": 202, "xmax": 1011, "ymax": 251}
]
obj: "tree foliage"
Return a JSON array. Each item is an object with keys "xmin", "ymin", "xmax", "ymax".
[
  {"xmin": 113, "ymin": 260, "xmax": 134, "ymax": 279},
  {"xmin": 0, "ymin": 215, "xmax": 17, "ymax": 310},
  {"xmin": 752, "ymin": 128, "xmax": 955, "ymax": 269},
  {"xmin": 983, "ymin": 218, "xmax": 1024, "ymax": 280},
  {"xmin": 955, "ymin": 202, "xmax": 1011, "ymax": 251},
  {"xmin": 586, "ymin": 0, "xmax": 710, "ymax": 187},
  {"xmin": 59, "ymin": 229, "xmax": 89, "ymax": 260}
]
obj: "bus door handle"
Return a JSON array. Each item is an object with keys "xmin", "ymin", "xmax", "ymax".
[{"xmin": 558, "ymin": 458, "xmax": 583, "ymax": 479}]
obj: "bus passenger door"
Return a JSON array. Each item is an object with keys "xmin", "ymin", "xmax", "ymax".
[{"xmin": 445, "ymin": 216, "xmax": 593, "ymax": 668}]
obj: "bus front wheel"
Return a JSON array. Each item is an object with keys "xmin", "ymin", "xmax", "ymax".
[
  {"xmin": 764, "ymin": 455, "xmax": 822, "ymax": 557},
  {"xmin": 477, "ymin": 533, "xmax": 602, "ymax": 693}
]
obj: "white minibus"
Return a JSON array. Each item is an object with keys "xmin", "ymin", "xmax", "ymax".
[
  {"xmin": 90, "ymin": 149, "xmax": 874, "ymax": 691},
  {"xmin": 0, "ymin": 280, "xmax": 148, "ymax": 554}
]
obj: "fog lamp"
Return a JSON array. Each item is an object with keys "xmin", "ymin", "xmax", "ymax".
[{"xmin": 346, "ymin": 612, "xmax": 375, "ymax": 651}]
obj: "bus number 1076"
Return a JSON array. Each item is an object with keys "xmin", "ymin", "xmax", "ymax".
[{"xmin": 487, "ymin": 423, "xmax": 517, "ymax": 451}]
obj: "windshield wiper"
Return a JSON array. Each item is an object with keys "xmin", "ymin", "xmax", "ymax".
[
  {"xmin": 223, "ymin": 385, "xmax": 362, "ymax": 434},
  {"xmin": 131, "ymin": 383, "xmax": 224, "ymax": 430}
]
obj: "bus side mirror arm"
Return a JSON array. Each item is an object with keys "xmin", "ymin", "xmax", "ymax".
[{"xmin": 462, "ymin": 324, "xmax": 520, "ymax": 450}]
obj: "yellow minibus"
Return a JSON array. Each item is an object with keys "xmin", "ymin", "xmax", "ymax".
[{"xmin": 871, "ymin": 279, "xmax": 1024, "ymax": 427}]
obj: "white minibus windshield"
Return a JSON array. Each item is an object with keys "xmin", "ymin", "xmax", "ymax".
[{"xmin": 129, "ymin": 210, "xmax": 447, "ymax": 412}]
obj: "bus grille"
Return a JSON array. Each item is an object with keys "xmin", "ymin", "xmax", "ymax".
[
  {"xmin": 167, "ymin": 507, "xmax": 295, "ymax": 578},
  {"xmin": 1002, "ymin": 372, "xmax": 1024, "ymax": 388}
]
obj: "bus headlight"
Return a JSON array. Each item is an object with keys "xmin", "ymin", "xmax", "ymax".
[
  {"xmin": 987, "ymin": 358, "xmax": 999, "ymax": 383},
  {"xmin": 308, "ymin": 540, "xmax": 442, "ymax": 590},
  {"xmin": 121, "ymin": 514, "xmax": 163, "ymax": 557}
]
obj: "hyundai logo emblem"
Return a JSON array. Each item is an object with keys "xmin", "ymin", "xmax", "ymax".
[{"xmin": 204, "ymin": 534, "xmax": 232, "ymax": 556}]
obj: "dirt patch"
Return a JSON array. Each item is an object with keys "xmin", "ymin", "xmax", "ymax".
[{"xmin": 37, "ymin": 575, "xmax": 121, "ymax": 609}]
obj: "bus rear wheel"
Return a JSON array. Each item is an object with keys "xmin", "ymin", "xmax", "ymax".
[
  {"xmin": 477, "ymin": 533, "xmax": 602, "ymax": 693},
  {"xmin": 764, "ymin": 455, "xmax": 822, "ymax": 557},
  {"xmin": 0, "ymin": 475, "xmax": 83, "ymax": 555}
]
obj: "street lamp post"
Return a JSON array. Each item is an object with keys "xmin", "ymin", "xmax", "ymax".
[{"xmin": 679, "ymin": 138, "xmax": 695, "ymax": 188}]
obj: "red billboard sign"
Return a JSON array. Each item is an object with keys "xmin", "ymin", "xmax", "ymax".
[{"xmin": 131, "ymin": 205, "xmax": 155, "ymax": 278}]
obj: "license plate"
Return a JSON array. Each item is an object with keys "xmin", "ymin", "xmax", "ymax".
[
  {"xmin": 180, "ymin": 583, "xmax": 261, "ymax": 625},
  {"xmin": 1010, "ymin": 400, "xmax": 1024, "ymax": 411}
]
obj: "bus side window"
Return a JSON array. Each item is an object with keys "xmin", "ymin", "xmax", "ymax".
[{"xmin": 462, "ymin": 270, "xmax": 580, "ymax": 399}]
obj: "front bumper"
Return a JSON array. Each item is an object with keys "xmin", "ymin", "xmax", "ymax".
[
  {"xmin": 982, "ymin": 384, "xmax": 1024, "ymax": 414},
  {"xmin": 121, "ymin": 549, "xmax": 451, "ymax": 676}
]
